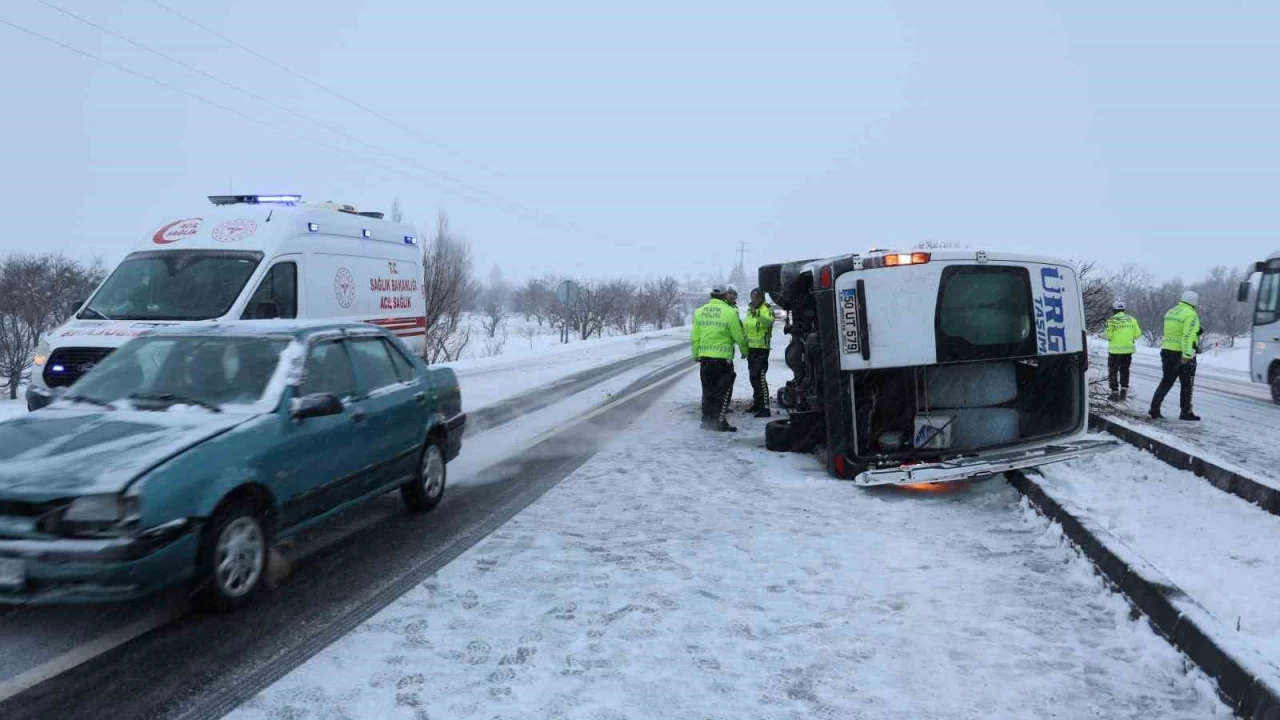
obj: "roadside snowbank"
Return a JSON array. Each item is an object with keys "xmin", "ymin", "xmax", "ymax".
[
  {"xmin": 230, "ymin": 366, "xmax": 1227, "ymax": 720},
  {"xmin": 1038, "ymin": 445, "xmax": 1280, "ymax": 676}
]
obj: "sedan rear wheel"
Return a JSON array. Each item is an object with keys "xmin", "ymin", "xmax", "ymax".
[{"xmin": 401, "ymin": 440, "xmax": 446, "ymax": 513}]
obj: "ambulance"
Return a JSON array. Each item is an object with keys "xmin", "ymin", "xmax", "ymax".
[
  {"xmin": 27, "ymin": 194, "xmax": 425, "ymax": 411},
  {"xmin": 760, "ymin": 249, "xmax": 1112, "ymax": 486}
]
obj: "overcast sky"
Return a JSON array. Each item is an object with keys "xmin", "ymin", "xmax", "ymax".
[{"xmin": 1, "ymin": 0, "xmax": 1276, "ymax": 284}]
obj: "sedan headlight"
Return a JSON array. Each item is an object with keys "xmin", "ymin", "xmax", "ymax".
[
  {"xmin": 56, "ymin": 495, "xmax": 140, "ymax": 536},
  {"xmin": 32, "ymin": 339, "xmax": 50, "ymax": 367},
  {"xmin": 64, "ymin": 494, "xmax": 129, "ymax": 523}
]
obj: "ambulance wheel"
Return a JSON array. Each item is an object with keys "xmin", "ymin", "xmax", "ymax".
[
  {"xmin": 1271, "ymin": 365, "xmax": 1280, "ymax": 405},
  {"xmin": 765, "ymin": 419, "xmax": 792, "ymax": 452}
]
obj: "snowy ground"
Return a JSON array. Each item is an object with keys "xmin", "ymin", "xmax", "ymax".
[
  {"xmin": 0, "ymin": 399, "xmax": 22, "ymax": 423},
  {"xmin": 229, "ymin": 362, "xmax": 1228, "ymax": 720},
  {"xmin": 453, "ymin": 314, "xmax": 684, "ymax": 365},
  {"xmin": 1039, "ymin": 445, "xmax": 1280, "ymax": 676}
]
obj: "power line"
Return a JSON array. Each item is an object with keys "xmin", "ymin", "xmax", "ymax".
[
  {"xmin": 0, "ymin": 14, "xmax": 557, "ymax": 223},
  {"xmin": 31, "ymin": 0, "xmax": 563, "ymax": 228},
  {"xmin": 144, "ymin": 0, "xmax": 501, "ymax": 177}
]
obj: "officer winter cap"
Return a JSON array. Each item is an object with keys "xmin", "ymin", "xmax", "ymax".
[
  {"xmin": 1112, "ymin": 300, "xmax": 1125, "ymax": 311},
  {"xmin": 725, "ymin": 284, "xmax": 739, "ymax": 294},
  {"xmin": 710, "ymin": 284, "xmax": 726, "ymax": 296},
  {"xmin": 1181, "ymin": 290, "xmax": 1199, "ymax": 307}
]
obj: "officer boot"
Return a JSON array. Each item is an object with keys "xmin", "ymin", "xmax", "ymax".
[
  {"xmin": 1108, "ymin": 391, "xmax": 1120, "ymax": 402},
  {"xmin": 1119, "ymin": 388, "xmax": 1128, "ymax": 401}
]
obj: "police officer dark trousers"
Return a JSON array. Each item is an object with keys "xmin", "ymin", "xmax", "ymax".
[
  {"xmin": 744, "ymin": 288, "xmax": 776, "ymax": 418},
  {"xmin": 1150, "ymin": 290, "xmax": 1202, "ymax": 421},
  {"xmin": 691, "ymin": 286, "xmax": 748, "ymax": 432}
]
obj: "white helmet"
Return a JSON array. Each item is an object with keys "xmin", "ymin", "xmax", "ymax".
[
  {"xmin": 1112, "ymin": 300, "xmax": 1125, "ymax": 311},
  {"xmin": 1181, "ymin": 290, "xmax": 1199, "ymax": 307},
  {"xmin": 725, "ymin": 284, "xmax": 739, "ymax": 295}
]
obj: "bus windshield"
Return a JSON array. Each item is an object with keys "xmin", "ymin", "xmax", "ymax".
[
  {"xmin": 1256, "ymin": 267, "xmax": 1280, "ymax": 326},
  {"xmin": 80, "ymin": 250, "xmax": 263, "ymax": 321}
]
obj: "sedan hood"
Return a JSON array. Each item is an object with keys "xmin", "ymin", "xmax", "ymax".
[{"xmin": 0, "ymin": 409, "xmax": 254, "ymax": 501}]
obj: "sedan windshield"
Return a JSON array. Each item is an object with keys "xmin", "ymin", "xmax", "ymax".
[
  {"xmin": 81, "ymin": 250, "xmax": 263, "ymax": 321},
  {"xmin": 66, "ymin": 335, "xmax": 290, "ymax": 411}
]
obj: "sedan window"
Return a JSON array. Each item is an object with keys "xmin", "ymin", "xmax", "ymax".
[
  {"xmin": 348, "ymin": 338, "xmax": 403, "ymax": 392},
  {"xmin": 301, "ymin": 341, "xmax": 357, "ymax": 400}
]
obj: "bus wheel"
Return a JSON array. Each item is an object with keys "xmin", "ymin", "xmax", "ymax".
[{"xmin": 1271, "ymin": 368, "xmax": 1280, "ymax": 405}]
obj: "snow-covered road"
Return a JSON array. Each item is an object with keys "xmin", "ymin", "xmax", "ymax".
[
  {"xmin": 1091, "ymin": 344, "xmax": 1280, "ymax": 488},
  {"xmin": 230, "ymin": 363, "xmax": 1229, "ymax": 720}
]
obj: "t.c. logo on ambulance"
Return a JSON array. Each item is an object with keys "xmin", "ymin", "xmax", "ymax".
[
  {"xmin": 1035, "ymin": 267, "xmax": 1067, "ymax": 354},
  {"xmin": 334, "ymin": 267, "xmax": 357, "ymax": 309}
]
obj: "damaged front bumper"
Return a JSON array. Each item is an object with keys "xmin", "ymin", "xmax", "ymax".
[
  {"xmin": 0, "ymin": 519, "xmax": 200, "ymax": 604},
  {"xmin": 853, "ymin": 438, "xmax": 1117, "ymax": 487}
]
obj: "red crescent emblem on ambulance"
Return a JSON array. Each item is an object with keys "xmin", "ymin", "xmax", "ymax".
[{"xmin": 153, "ymin": 218, "xmax": 203, "ymax": 244}]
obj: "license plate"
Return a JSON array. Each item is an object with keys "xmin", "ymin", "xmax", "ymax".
[{"xmin": 0, "ymin": 557, "xmax": 25, "ymax": 590}]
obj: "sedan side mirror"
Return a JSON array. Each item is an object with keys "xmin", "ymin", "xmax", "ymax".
[
  {"xmin": 1238, "ymin": 281, "xmax": 1252, "ymax": 303},
  {"xmin": 291, "ymin": 393, "xmax": 343, "ymax": 420}
]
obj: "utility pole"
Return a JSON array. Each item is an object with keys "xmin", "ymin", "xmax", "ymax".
[{"xmin": 737, "ymin": 241, "xmax": 748, "ymax": 270}]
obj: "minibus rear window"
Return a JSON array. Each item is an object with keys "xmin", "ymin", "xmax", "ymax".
[{"xmin": 935, "ymin": 266, "xmax": 1036, "ymax": 362}]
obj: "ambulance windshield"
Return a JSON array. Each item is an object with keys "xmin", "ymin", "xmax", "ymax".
[{"xmin": 80, "ymin": 250, "xmax": 263, "ymax": 321}]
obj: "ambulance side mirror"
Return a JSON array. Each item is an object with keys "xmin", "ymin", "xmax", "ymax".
[{"xmin": 1238, "ymin": 281, "xmax": 1251, "ymax": 303}]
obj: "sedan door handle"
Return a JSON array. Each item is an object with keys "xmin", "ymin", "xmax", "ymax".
[{"xmin": 351, "ymin": 410, "xmax": 367, "ymax": 424}]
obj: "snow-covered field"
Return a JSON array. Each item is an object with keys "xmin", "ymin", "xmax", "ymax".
[
  {"xmin": 1039, "ymin": 445, "xmax": 1280, "ymax": 673},
  {"xmin": 229, "ymin": 364, "xmax": 1228, "ymax": 720},
  {"xmin": 452, "ymin": 313, "xmax": 685, "ymax": 365}
]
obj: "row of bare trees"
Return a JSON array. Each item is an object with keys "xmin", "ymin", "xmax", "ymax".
[
  {"xmin": 506, "ymin": 276, "xmax": 686, "ymax": 340},
  {"xmin": 1103, "ymin": 264, "xmax": 1253, "ymax": 347},
  {"xmin": 0, "ymin": 254, "xmax": 105, "ymax": 398}
]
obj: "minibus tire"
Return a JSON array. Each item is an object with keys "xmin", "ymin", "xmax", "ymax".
[{"xmin": 765, "ymin": 419, "xmax": 792, "ymax": 452}]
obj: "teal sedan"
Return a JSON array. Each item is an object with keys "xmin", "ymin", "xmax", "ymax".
[{"xmin": 0, "ymin": 322, "xmax": 464, "ymax": 609}]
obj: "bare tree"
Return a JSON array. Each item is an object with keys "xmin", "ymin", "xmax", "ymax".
[
  {"xmin": 0, "ymin": 254, "xmax": 105, "ymax": 398},
  {"xmin": 389, "ymin": 199, "xmax": 405, "ymax": 224},
  {"xmin": 642, "ymin": 277, "xmax": 682, "ymax": 330},
  {"xmin": 421, "ymin": 212, "xmax": 477, "ymax": 363},
  {"xmin": 1194, "ymin": 265, "xmax": 1253, "ymax": 346},
  {"xmin": 1130, "ymin": 280, "xmax": 1184, "ymax": 347},
  {"xmin": 1074, "ymin": 260, "xmax": 1115, "ymax": 334},
  {"xmin": 512, "ymin": 277, "xmax": 557, "ymax": 326},
  {"xmin": 479, "ymin": 287, "xmax": 508, "ymax": 338}
]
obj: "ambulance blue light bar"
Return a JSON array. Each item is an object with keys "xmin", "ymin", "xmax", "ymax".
[
  {"xmin": 208, "ymin": 194, "xmax": 302, "ymax": 206},
  {"xmin": 307, "ymin": 223, "xmax": 319, "ymax": 233},
  {"xmin": 404, "ymin": 235, "xmax": 417, "ymax": 245},
  {"xmin": 362, "ymin": 229, "xmax": 372, "ymax": 238}
]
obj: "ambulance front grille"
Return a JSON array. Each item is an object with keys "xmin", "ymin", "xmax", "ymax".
[{"xmin": 43, "ymin": 347, "xmax": 115, "ymax": 388}]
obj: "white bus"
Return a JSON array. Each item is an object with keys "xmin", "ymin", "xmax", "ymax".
[
  {"xmin": 28, "ymin": 194, "xmax": 424, "ymax": 411},
  {"xmin": 1239, "ymin": 252, "xmax": 1280, "ymax": 403}
]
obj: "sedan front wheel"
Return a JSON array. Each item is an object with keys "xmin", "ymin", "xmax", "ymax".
[{"xmin": 193, "ymin": 502, "xmax": 269, "ymax": 611}]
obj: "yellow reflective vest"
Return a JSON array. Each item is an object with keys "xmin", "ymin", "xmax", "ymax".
[
  {"xmin": 744, "ymin": 303, "xmax": 775, "ymax": 350},
  {"xmin": 1103, "ymin": 312, "xmax": 1141, "ymax": 355},
  {"xmin": 691, "ymin": 298, "xmax": 747, "ymax": 360},
  {"xmin": 1160, "ymin": 302, "xmax": 1201, "ymax": 360}
]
